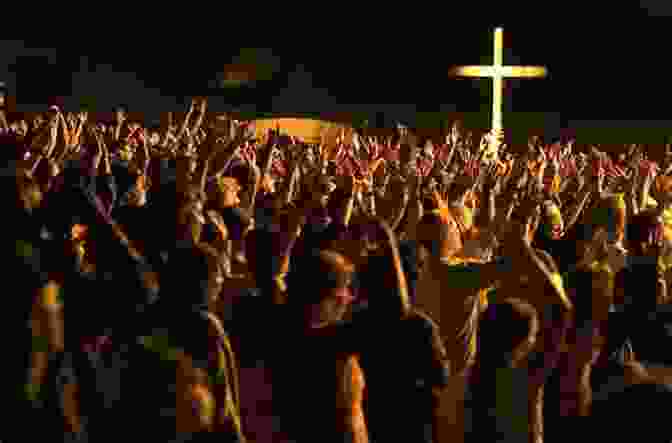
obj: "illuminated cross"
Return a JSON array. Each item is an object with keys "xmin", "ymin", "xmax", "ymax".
[{"xmin": 449, "ymin": 28, "xmax": 547, "ymax": 157}]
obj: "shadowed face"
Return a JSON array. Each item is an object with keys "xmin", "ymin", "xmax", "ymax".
[
  {"xmin": 149, "ymin": 132, "xmax": 160, "ymax": 147},
  {"xmin": 310, "ymin": 286, "xmax": 355, "ymax": 326},
  {"xmin": 217, "ymin": 178, "xmax": 241, "ymax": 208},
  {"xmin": 127, "ymin": 175, "xmax": 148, "ymax": 207}
]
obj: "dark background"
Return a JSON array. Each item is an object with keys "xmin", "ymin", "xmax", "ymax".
[{"xmin": 2, "ymin": 8, "xmax": 671, "ymax": 146}]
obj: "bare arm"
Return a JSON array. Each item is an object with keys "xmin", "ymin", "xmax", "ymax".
[
  {"xmin": 199, "ymin": 158, "xmax": 210, "ymax": 195},
  {"xmin": 389, "ymin": 189, "xmax": 410, "ymax": 232},
  {"xmin": 207, "ymin": 313, "xmax": 246, "ymax": 440},
  {"xmin": 0, "ymin": 109, "xmax": 8, "ymax": 131},
  {"xmin": 44, "ymin": 115, "xmax": 59, "ymax": 159},
  {"xmin": 190, "ymin": 99, "xmax": 207, "ymax": 136},
  {"xmin": 639, "ymin": 172, "xmax": 653, "ymax": 213},
  {"xmin": 241, "ymin": 164, "xmax": 260, "ymax": 214},
  {"xmin": 563, "ymin": 188, "xmax": 592, "ymax": 234},
  {"xmin": 341, "ymin": 178, "xmax": 359, "ymax": 228},
  {"xmin": 69, "ymin": 113, "xmax": 86, "ymax": 150},
  {"xmin": 29, "ymin": 281, "xmax": 80, "ymax": 432},
  {"xmin": 283, "ymin": 160, "xmax": 301, "ymax": 206},
  {"xmin": 176, "ymin": 101, "xmax": 195, "ymax": 141}
]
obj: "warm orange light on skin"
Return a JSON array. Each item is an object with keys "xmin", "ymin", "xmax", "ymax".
[
  {"xmin": 449, "ymin": 27, "xmax": 547, "ymax": 155},
  {"xmin": 71, "ymin": 224, "xmax": 88, "ymax": 241}
]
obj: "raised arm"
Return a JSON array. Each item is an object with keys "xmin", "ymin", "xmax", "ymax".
[
  {"xmin": 176, "ymin": 99, "xmax": 196, "ymax": 142},
  {"xmin": 113, "ymin": 107, "xmax": 126, "ymax": 142},
  {"xmin": 563, "ymin": 187, "xmax": 592, "ymax": 234},
  {"xmin": 190, "ymin": 99, "xmax": 207, "ymax": 136}
]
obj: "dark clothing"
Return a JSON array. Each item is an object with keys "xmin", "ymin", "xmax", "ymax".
[
  {"xmin": 591, "ymin": 382, "xmax": 672, "ymax": 443},
  {"xmin": 272, "ymin": 321, "xmax": 357, "ymax": 443},
  {"xmin": 466, "ymin": 367, "xmax": 531, "ymax": 443},
  {"xmin": 344, "ymin": 309, "xmax": 449, "ymax": 443},
  {"xmin": 612, "ymin": 258, "xmax": 670, "ymax": 365},
  {"xmin": 222, "ymin": 206, "xmax": 251, "ymax": 241}
]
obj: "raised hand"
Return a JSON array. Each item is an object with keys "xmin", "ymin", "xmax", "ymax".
[
  {"xmin": 479, "ymin": 132, "xmax": 489, "ymax": 153},
  {"xmin": 448, "ymin": 121, "xmax": 461, "ymax": 147},
  {"xmin": 115, "ymin": 108, "xmax": 126, "ymax": 124}
]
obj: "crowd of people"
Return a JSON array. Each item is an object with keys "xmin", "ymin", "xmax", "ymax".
[{"xmin": 6, "ymin": 95, "xmax": 672, "ymax": 443}]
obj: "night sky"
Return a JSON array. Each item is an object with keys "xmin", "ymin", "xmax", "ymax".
[{"xmin": 2, "ymin": 11, "xmax": 671, "ymax": 144}]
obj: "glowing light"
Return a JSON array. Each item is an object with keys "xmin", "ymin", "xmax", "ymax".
[{"xmin": 449, "ymin": 28, "xmax": 547, "ymax": 148}]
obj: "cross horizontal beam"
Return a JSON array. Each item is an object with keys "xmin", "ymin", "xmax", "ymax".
[{"xmin": 448, "ymin": 66, "xmax": 548, "ymax": 78}]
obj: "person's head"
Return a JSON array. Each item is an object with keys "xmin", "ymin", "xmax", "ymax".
[
  {"xmin": 115, "ymin": 106, "xmax": 126, "ymax": 122},
  {"xmin": 260, "ymin": 173, "xmax": 276, "ymax": 195},
  {"xmin": 304, "ymin": 147, "xmax": 315, "ymax": 164},
  {"xmin": 416, "ymin": 212, "xmax": 463, "ymax": 260},
  {"xmin": 478, "ymin": 298, "xmax": 539, "ymax": 369},
  {"xmin": 626, "ymin": 210, "xmax": 662, "ymax": 257},
  {"xmin": 161, "ymin": 243, "xmax": 220, "ymax": 312},
  {"xmin": 149, "ymin": 130, "xmax": 161, "ymax": 147},
  {"xmin": 287, "ymin": 249, "xmax": 356, "ymax": 327},
  {"xmin": 17, "ymin": 174, "xmax": 43, "ymax": 211},
  {"xmin": 357, "ymin": 218, "xmax": 411, "ymax": 318},
  {"xmin": 446, "ymin": 176, "xmax": 471, "ymax": 204},
  {"xmin": 119, "ymin": 144, "xmax": 134, "ymax": 162},
  {"xmin": 654, "ymin": 175, "xmax": 672, "ymax": 205},
  {"xmin": 126, "ymin": 174, "xmax": 149, "ymax": 207},
  {"xmin": 423, "ymin": 139, "xmax": 434, "ymax": 157},
  {"xmin": 214, "ymin": 176, "xmax": 241, "ymax": 208},
  {"xmin": 128, "ymin": 121, "xmax": 141, "ymax": 132},
  {"xmin": 538, "ymin": 199, "xmax": 564, "ymax": 241},
  {"xmin": 312, "ymin": 176, "xmax": 335, "ymax": 207}
]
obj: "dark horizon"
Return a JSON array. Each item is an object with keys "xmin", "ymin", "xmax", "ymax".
[{"xmin": 2, "ymin": 20, "xmax": 671, "ymax": 143}]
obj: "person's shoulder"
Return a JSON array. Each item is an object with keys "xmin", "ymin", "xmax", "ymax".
[
  {"xmin": 15, "ymin": 238, "xmax": 49, "ymax": 289},
  {"xmin": 405, "ymin": 309, "xmax": 442, "ymax": 338},
  {"xmin": 407, "ymin": 309, "xmax": 439, "ymax": 329}
]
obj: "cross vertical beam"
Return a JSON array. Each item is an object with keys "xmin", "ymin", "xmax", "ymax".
[
  {"xmin": 449, "ymin": 28, "xmax": 547, "ymax": 156},
  {"xmin": 492, "ymin": 28, "xmax": 504, "ymax": 132}
]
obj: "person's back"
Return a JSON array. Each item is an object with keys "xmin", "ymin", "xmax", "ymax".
[
  {"xmin": 358, "ymin": 309, "xmax": 448, "ymax": 443},
  {"xmin": 467, "ymin": 298, "xmax": 540, "ymax": 443},
  {"xmin": 274, "ymin": 326, "xmax": 358, "ymax": 442},
  {"xmin": 615, "ymin": 259, "xmax": 672, "ymax": 365}
]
